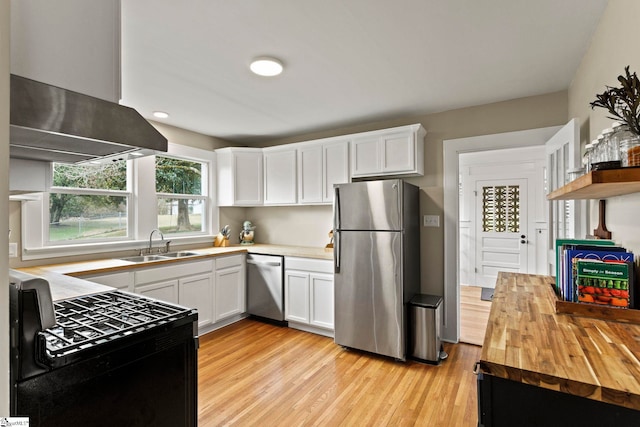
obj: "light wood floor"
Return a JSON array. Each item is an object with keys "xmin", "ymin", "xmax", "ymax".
[
  {"xmin": 198, "ymin": 319, "xmax": 482, "ymax": 426},
  {"xmin": 459, "ymin": 285, "xmax": 492, "ymax": 346}
]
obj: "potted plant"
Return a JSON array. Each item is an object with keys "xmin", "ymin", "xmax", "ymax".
[
  {"xmin": 590, "ymin": 66, "xmax": 640, "ymax": 167},
  {"xmin": 590, "ymin": 66, "xmax": 640, "ymax": 135}
]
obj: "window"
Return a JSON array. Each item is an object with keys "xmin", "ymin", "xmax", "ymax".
[
  {"xmin": 481, "ymin": 185, "xmax": 520, "ymax": 233},
  {"xmin": 47, "ymin": 161, "xmax": 130, "ymax": 243},
  {"xmin": 22, "ymin": 143, "xmax": 217, "ymax": 260},
  {"xmin": 155, "ymin": 156, "xmax": 207, "ymax": 235}
]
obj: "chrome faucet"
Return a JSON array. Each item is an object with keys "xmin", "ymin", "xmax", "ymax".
[{"xmin": 148, "ymin": 229, "xmax": 164, "ymax": 254}]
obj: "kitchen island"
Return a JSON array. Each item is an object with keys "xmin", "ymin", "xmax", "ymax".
[{"xmin": 478, "ymin": 272, "xmax": 640, "ymax": 425}]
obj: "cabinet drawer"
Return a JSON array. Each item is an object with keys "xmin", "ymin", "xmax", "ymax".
[
  {"xmin": 135, "ymin": 259, "xmax": 213, "ymax": 285},
  {"xmin": 216, "ymin": 254, "xmax": 245, "ymax": 270},
  {"xmin": 285, "ymin": 257, "xmax": 332, "ymax": 274},
  {"xmin": 81, "ymin": 271, "xmax": 132, "ymax": 290}
]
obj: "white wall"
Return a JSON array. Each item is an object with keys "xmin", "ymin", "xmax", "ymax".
[
  {"xmin": 568, "ymin": 0, "xmax": 640, "ymax": 254},
  {"xmin": 1, "ymin": 0, "xmax": 10, "ymax": 414}
]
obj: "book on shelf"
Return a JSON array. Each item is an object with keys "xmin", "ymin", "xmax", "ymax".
[
  {"xmin": 563, "ymin": 247, "xmax": 632, "ymax": 303},
  {"xmin": 575, "ymin": 259, "xmax": 633, "ymax": 308},
  {"xmin": 554, "ymin": 238, "xmax": 615, "ymax": 298}
]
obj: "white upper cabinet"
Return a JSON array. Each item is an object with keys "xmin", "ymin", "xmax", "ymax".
[
  {"xmin": 298, "ymin": 139, "xmax": 350, "ymax": 205},
  {"xmin": 215, "ymin": 124, "xmax": 424, "ymax": 206},
  {"xmin": 216, "ymin": 147, "xmax": 263, "ymax": 206},
  {"xmin": 351, "ymin": 124, "xmax": 426, "ymax": 178},
  {"xmin": 263, "ymin": 147, "xmax": 297, "ymax": 205},
  {"xmin": 298, "ymin": 143, "xmax": 323, "ymax": 203},
  {"xmin": 11, "ymin": 0, "xmax": 121, "ymax": 102},
  {"xmin": 323, "ymin": 141, "xmax": 350, "ymax": 202}
]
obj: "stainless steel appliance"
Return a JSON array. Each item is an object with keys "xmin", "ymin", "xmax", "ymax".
[
  {"xmin": 9, "ymin": 270, "xmax": 198, "ymax": 426},
  {"xmin": 246, "ymin": 253, "xmax": 286, "ymax": 322},
  {"xmin": 333, "ymin": 179, "xmax": 420, "ymax": 361},
  {"xmin": 10, "ymin": 74, "xmax": 167, "ymax": 164}
]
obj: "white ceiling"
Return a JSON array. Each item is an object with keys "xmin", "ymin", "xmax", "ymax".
[{"xmin": 120, "ymin": 0, "xmax": 608, "ymax": 144}]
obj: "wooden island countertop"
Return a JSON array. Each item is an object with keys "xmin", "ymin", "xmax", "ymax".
[{"xmin": 480, "ymin": 272, "xmax": 640, "ymax": 411}]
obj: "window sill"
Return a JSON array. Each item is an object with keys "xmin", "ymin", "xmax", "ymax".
[{"xmin": 22, "ymin": 235, "xmax": 217, "ymax": 261}]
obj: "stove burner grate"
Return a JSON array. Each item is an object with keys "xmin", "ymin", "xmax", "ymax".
[{"xmin": 41, "ymin": 291, "xmax": 193, "ymax": 356}]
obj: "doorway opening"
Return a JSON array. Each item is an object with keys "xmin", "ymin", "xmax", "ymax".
[
  {"xmin": 457, "ymin": 147, "xmax": 545, "ymax": 345},
  {"xmin": 442, "ymin": 125, "xmax": 562, "ymax": 344}
]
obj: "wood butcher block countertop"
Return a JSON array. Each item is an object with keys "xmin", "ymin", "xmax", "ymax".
[
  {"xmin": 18, "ymin": 244, "xmax": 332, "ymax": 301},
  {"xmin": 480, "ymin": 272, "xmax": 640, "ymax": 411}
]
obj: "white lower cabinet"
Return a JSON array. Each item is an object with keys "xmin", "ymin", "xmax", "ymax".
[
  {"xmin": 309, "ymin": 273, "xmax": 334, "ymax": 330},
  {"xmin": 179, "ymin": 273, "xmax": 214, "ymax": 327},
  {"xmin": 285, "ymin": 270, "xmax": 310, "ymax": 323},
  {"xmin": 134, "ymin": 259, "xmax": 215, "ymax": 328},
  {"xmin": 214, "ymin": 254, "xmax": 246, "ymax": 321},
  {"xmin": 78, "ymin": 253, "xmax": 247, "ymax": 331},
  {"xmin": 136, "ymin": 279, "xmax": 179, "ymax": 305},
  {"xmin": 284, "ymin": 257, "xmax": 334, "ymax": 336}
]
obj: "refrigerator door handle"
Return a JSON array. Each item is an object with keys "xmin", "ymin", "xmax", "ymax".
[
  {"xmin": 334, "ymin": 230, "xmax": 340, "ymax": 273},
  {"xmin": 333, "ymin": 186, "xmax": 341, "ymax": 231},
  {"xmin": 334, "ymin": 186, "xmax": 341, "ymax": 273}
]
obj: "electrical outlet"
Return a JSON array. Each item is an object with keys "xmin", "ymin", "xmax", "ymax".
[
  {"xmin": 423, "ymin": 215, "xmax": 440, "ymax": 227},
  {"xmin": 9, "ymin": 242, "xmax": 18, "ymax": 258}
]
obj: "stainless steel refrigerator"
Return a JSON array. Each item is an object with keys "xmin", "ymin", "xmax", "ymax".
[{"xmin": 333, "ymin": 179, "xmax": 420, "ymax": 361}]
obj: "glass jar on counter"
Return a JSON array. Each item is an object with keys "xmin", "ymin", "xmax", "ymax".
[
  {"xmin": 567, "ymin": 167, "xmax": 585, "ymax": 181},
  {"xmin": 582, "ymin": 143, "xmax": 593, "ymax": 172},
  {"xmin": 609, "ymin": 122, "xmax": 623, "ymax": 162},
  {"xmin": 601, "ymin": 128, "xmax": 614, "ymax": 162},
  {"xmin": 620, "ymin": 134, "xmax": 640, "ymax": 167},
  {"xmin": 589, "ymin": 139, "xmax": 602, "ymax": 167}
]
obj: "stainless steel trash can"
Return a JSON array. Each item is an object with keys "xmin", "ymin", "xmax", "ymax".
[{"xmin": 409, "ymin": 294, "xmax": 443, "ymax": 364}]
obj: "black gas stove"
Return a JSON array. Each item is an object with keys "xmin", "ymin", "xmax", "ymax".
[
  {"xmin": 10, "ymin": 270, "xmax": 198, "ymax": 427},
  {"xmin": 43, "ymin": 290, "xmax": 194, "ymax": 362}
]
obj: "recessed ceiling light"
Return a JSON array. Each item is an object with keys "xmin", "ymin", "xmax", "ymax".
[
  {"xmin": 153, "ymin": 111, "xmax": 169, "ymax": 119},
  {"xmin": 250, "ymin": 57, "xmax": 284, "ymax": 77}
]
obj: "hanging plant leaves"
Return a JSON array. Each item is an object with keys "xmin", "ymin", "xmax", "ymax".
[{"xmin": 591, "ymin": 66, "xmax": 640, "ymax": 135}]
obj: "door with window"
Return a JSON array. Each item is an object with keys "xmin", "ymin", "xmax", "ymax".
[
  {"xmin": 545, "ymin": 119, "xmax": 583, "ymax": 275},
  {"xmin": 475, "ymin": 178, "xmax": 528, "ymax": 287}
]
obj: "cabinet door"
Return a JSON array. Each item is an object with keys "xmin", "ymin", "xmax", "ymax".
[
  {"xmin": 264, "ymin": 149, "xmax": 297, "ymax": 204},
  {"xmin": 323, "ymin": 141, "xmax": 349, "ymax": 203},
  {"xmin": 309, "ymin": 273, "xmax": 334, "ymax": 330},
  {"xmin": 298, "ymin": 144, "xmax": 323, "ymax": 204},
  {"xmin": 235, "ymin": 151, "xmax": 263, "ymax": 205},
  {"xmin": 351, "ymin": 137, "xmax": 381, "ymax": 177},
  {"xmin": 381, "ymin": 131, "xmax": 415, "ymax": 174},
  {"xmin": 215, "ymin": 265, "xmax": 245, "ymax": 321},
  {"xmin": 136, "ymin": 280, "xmax": 179, "ymax": 304},
  {"xmin": 285, "ymin": 271, "xmax": 309, "ymax": 323},
  {"xmin": 179, "ymin": 273, "xmax": 213, "ymax": 328}
]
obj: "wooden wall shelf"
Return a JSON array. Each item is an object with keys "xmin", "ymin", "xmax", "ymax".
[{"xmin": 547, "ymin": 168, "xmax": 640, "ymax": 200}]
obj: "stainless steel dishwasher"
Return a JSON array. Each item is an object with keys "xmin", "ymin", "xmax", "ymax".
[{"xmin": 246, "ymin": 253, "xmax": 285, "ymax": 323}]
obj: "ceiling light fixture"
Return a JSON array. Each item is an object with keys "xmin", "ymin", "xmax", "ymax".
[
  {"xmin": 152, "ymin": 111, "xmax": 169, "ymax": 119},
  {"xmin": 250, "ymin": 57, "xmax": 284, "ymax": 77}
]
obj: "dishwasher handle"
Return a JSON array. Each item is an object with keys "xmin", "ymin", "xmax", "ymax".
[{"xmin": 247, "ymin": 259, "xmax": 282, "ymax": 267}]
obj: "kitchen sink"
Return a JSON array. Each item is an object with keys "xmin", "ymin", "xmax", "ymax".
[
  {"xmin": 119, "ymin": 255, "xmax": 169, "ymax": 263},
  {"xmin": 162, "ymin": 251, "xmax": 200, "ymax": 258},
  {"xmin": 119, "ymin": 251, "xmax": 200, "ymax": 263}
]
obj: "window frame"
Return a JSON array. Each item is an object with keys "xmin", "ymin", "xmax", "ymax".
[
  {"xmin": 154, "ymin": 153, "xmax": 209, "ymax": 238},
  {"xmin": 44, "ymin": 160, "xmax": 133, "ymax": 246},
  {"xmin": 20, "ymin": 143, "xmax": 217, "ymax": 260}
]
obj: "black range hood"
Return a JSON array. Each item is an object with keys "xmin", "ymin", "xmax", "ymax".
[{"xmin": 10, "ymin": 74, "xmax": 167, "ymax": 164}]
